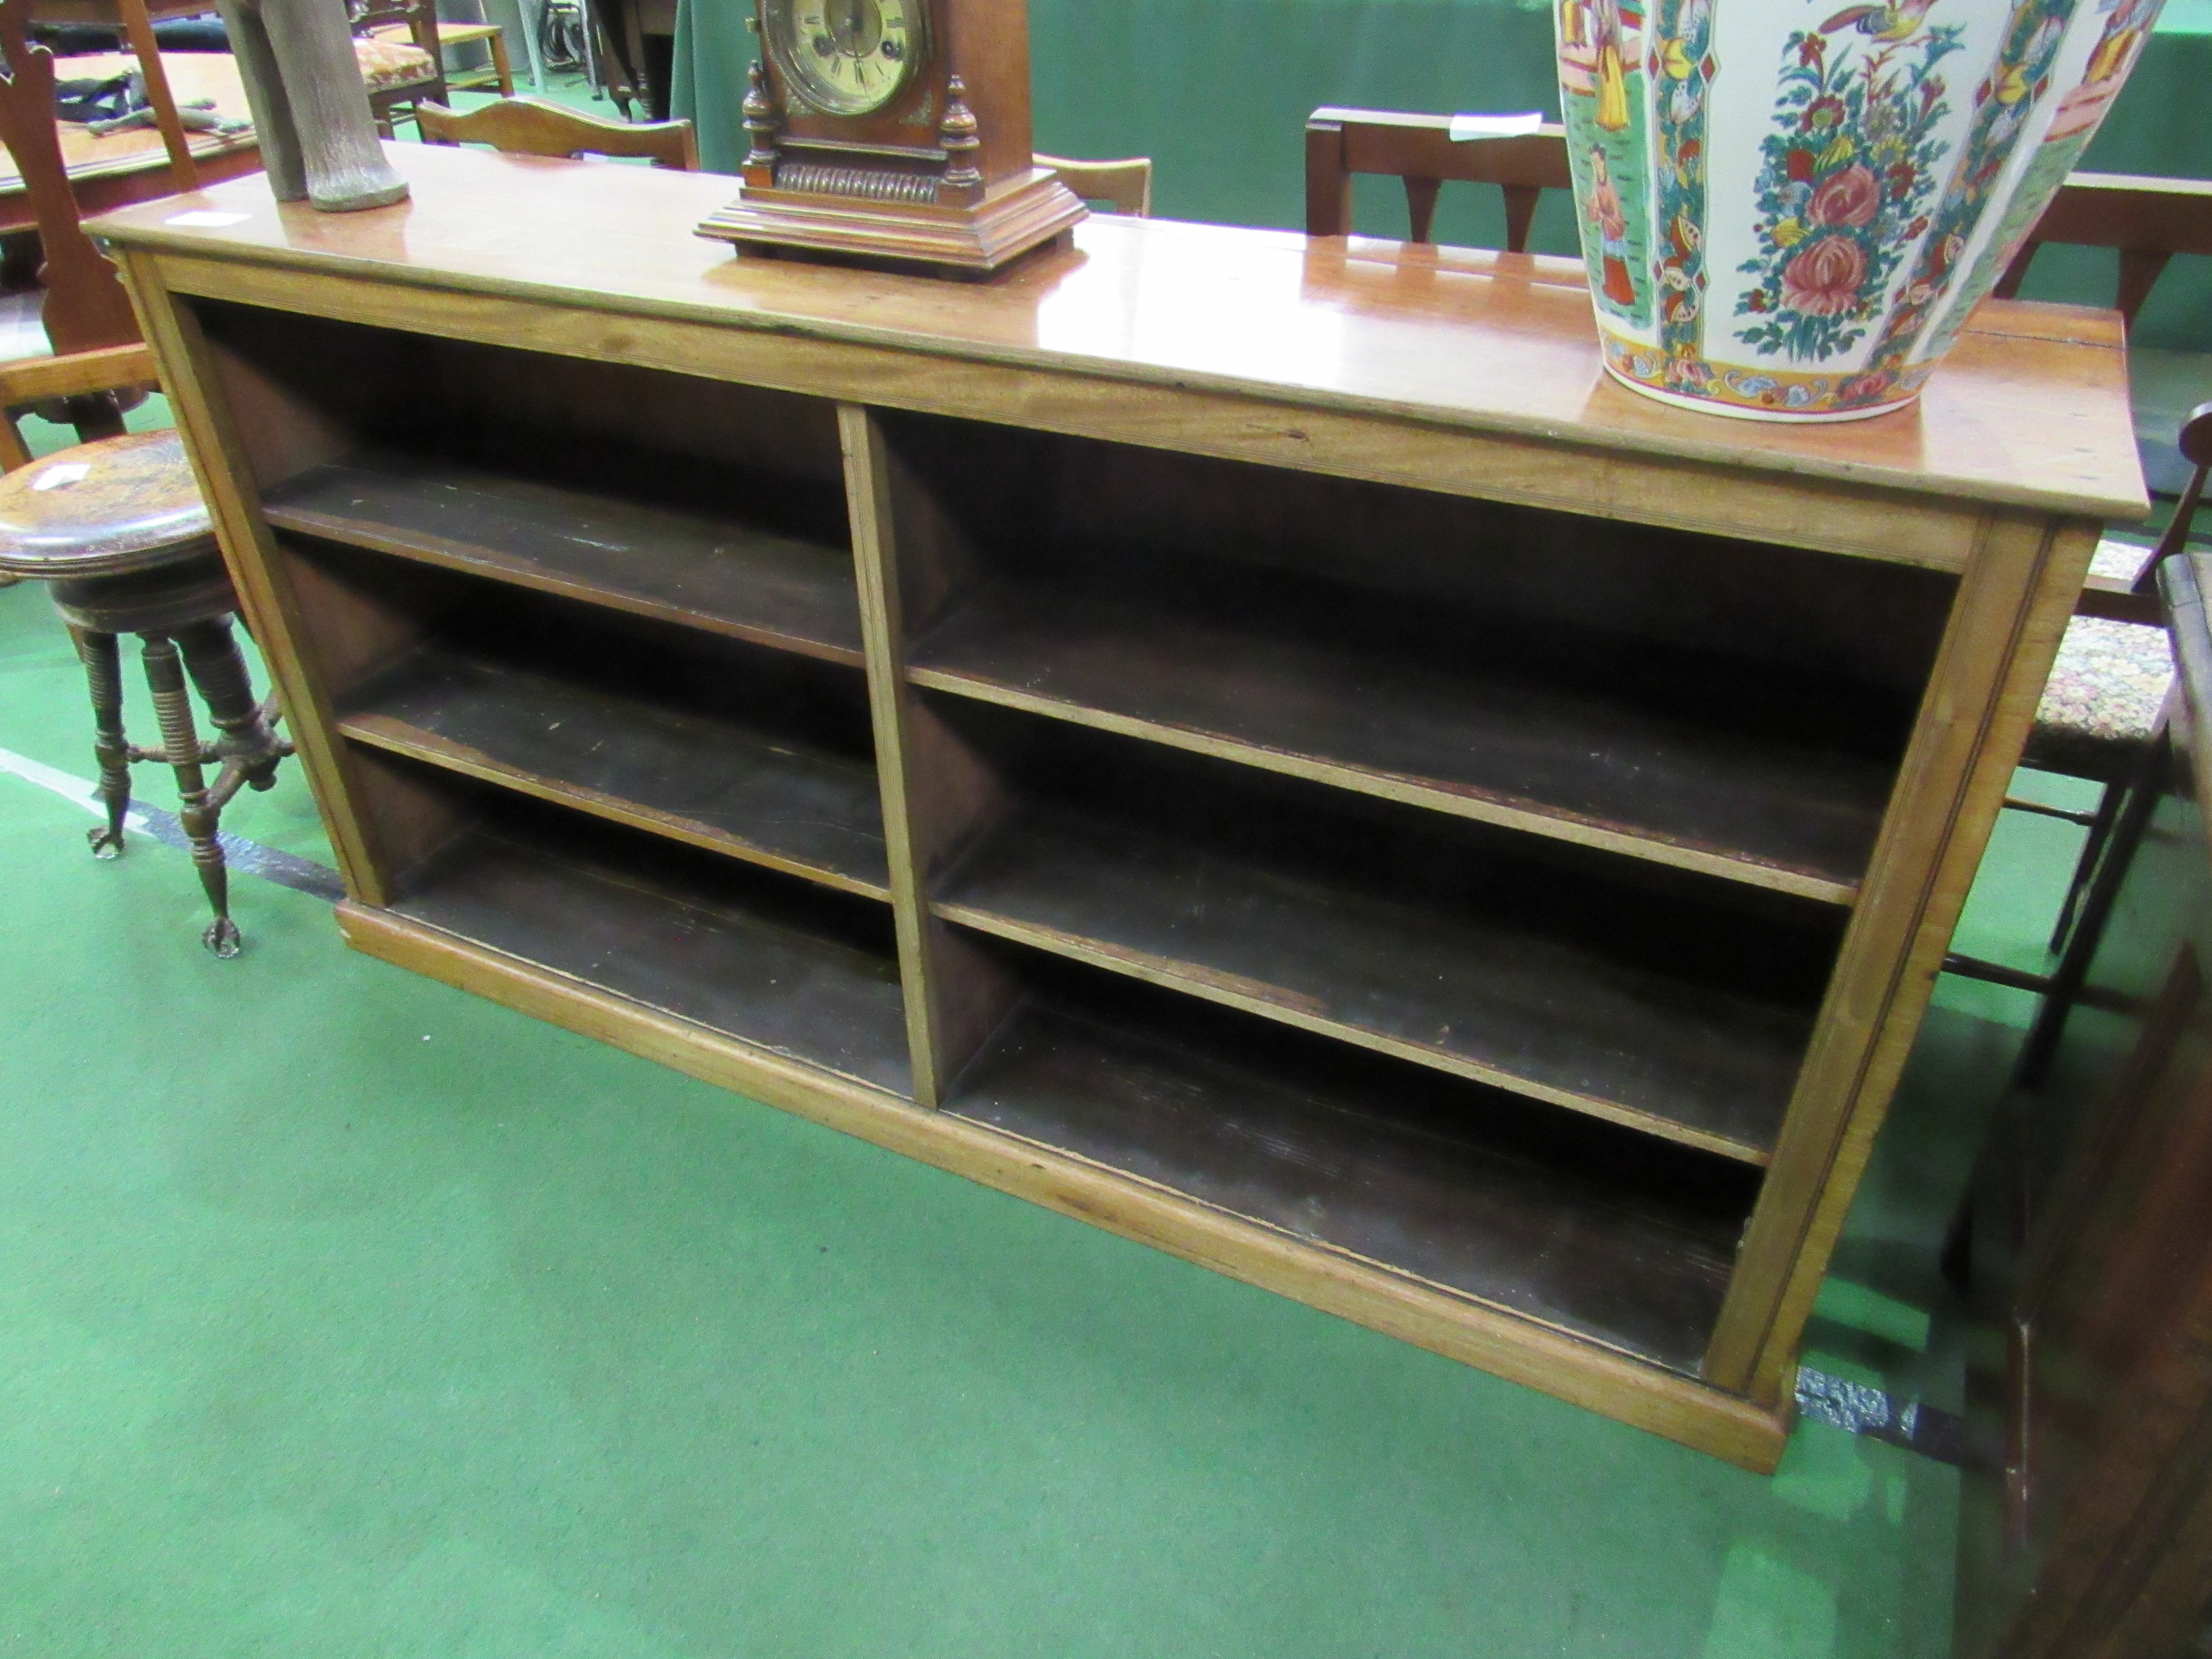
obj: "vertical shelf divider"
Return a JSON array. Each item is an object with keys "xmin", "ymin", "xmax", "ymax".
[{"xmin": 842, "ymin": 404, "xmax": 1021, "ymax": 1107}]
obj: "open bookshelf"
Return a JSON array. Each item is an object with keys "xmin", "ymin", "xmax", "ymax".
[{"xmin": 101, "ymin": 147, "xmax": 2135, "ymax": 1468}]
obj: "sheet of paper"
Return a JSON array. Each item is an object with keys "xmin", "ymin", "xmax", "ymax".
[
  {"xmin": 32, "ymin": 463, "xmax": 92, "ymax": 491},
  {"xmin": 163, "ymin": 210, "xmax": 251, "ymax": 228},
  {"xmin": 1448, "ymin": 112, "xmax": 1546, "ymax": 141}
]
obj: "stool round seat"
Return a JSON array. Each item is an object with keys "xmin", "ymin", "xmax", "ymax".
[{"xmin": 0, "ymin": 430, "xmax": 215, "ymax": 579}]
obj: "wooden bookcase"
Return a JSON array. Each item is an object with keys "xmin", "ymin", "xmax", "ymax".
[{"xmin": 95, "ymin": 144, "xmax": 2144, "ymax": 1470}]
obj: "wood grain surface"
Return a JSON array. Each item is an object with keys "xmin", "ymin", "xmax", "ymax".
[
  {"xmin": 393, "ymin": 806, "xmax": 911, "ymax": 1095},
  {"xmin": 935, "ymin": 801, "xmax": 1816, "ymax": 1162},
  {"xmin": 87, "ymin": 141, "xmax": 2147, "ymax": 524},
  {"xmin": 337, "ymin": 645, "xmax": 891, "ymax": 898},
  {"xmin": 947, "ymin": 981, "xmax": 1754, "ymax": 1375},
  {"xmin": 264, "ymin": 448, "xmax": 866, "ymax": 666}
]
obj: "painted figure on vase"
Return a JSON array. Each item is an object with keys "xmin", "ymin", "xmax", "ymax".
[
  {"xmin": 1588, "ymin": 147, "xmax": 1640, "ymax": 304},
  {"xmin": 1592, "ymin": 0, "xmax": 1634, "ymax": 129}
]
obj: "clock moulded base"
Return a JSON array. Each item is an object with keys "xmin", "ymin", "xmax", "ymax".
[{"xmin": 697, "ymin": 168, "xmax": 1088, "ymax": 277}]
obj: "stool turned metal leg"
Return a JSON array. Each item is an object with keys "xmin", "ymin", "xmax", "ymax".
[
  {"xmin": 69, "ymin": 624, "xmax": 133, "ymax": 857},
  {"xmin": 0, "ymin": 430, "xmax": 294, "ymax": 954}
]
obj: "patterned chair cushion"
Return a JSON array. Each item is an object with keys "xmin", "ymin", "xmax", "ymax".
[
  {"xmin": 353, "ymin": 36, "xmax": 436, "ymax": 93},
  {"xmin": 2027, "ymin": 608, "xmax": 2173, "ymax": 782}
]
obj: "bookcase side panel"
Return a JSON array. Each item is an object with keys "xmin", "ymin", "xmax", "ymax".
[
  {"xmin": 118, "ymin": 251, "xmax": 401, "ymax": 906},
  {"xmin": 1706, "ymin": 508, "xmax": 2104, "ymax": 1400}
]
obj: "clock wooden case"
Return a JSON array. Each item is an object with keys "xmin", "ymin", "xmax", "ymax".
[{"xmin": 697, "ymin": 0, "xmax": 1084, "ymax": 275}]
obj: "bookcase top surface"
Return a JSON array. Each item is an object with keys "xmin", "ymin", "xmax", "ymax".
[{"xmin": 94, "ymin": 141, "xmax": 2147, "ymax": 521}]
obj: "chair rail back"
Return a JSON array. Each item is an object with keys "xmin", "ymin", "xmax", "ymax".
[
  {"xmin": 1035, "ymin": 154, "xmax": 1152, "ymax": 216},
  {"xmin": 416, "ymin": 96, "xmax": 697, "ymax": 169},
  {"xmin": 1305, "ymin": 107, "xmax": 1571, "ymax": 250},
  {"xmin": 1996, "ymin": 171, "xmax": 2212, "ymax": 325}
]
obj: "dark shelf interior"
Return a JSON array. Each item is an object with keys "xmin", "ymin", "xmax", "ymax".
[
  {"xmin": 296, "ymin": 545, "xmax": 888, "ymax": 896},
  {"xmin": 885, "ymin": 412, "xmax": 1957, "ymax": 902},
  {"xmin": 189, "ymin": 296, "xmax": 861, "ymax": 664},
  {"xmin": 267, "ymin": 447, "xmax": 866, "ymax": 665},
  {"xmin": 392, "ymin": 786, "xmax": 911, "ymax": 1097},
  {"xmin": 930, "ymin": 709, "xmax": 1835, "ymax": 1163},
  {"xmin": 946, "ymin": 949, "xmax": 1759, "ymax": 1373},
  {"xmin": 339, "ymin": 644, "xmax": 890, "ymax": 899}
]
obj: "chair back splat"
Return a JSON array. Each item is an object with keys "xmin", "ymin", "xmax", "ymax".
[
  {"xmin": 416, "ymin": 96, "xmax": 697, "ymax": 169},
  {"xmin": 1305, "ymin": 107, "xmax": 1570, "ymax": 249},
  {"xmin": 1034, "ymin": 154, "xmax": 1152, "ymax": 217}
]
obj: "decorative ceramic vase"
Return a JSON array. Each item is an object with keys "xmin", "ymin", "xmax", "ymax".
[{"xmin": 1554, "ymin": 0, "xmax": 2165, "ymax": 419}]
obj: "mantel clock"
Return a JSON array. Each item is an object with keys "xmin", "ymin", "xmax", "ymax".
[{"xmin": 696, "ymin": 0, "xmax": 1085, "ymax": 275}]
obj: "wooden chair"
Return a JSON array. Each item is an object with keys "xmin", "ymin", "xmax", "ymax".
[
  {"xmin": 347, "ymin": 0, "xmax": 446, "ymax": 137},
  {"xmin": 1305, "ymin": 107, "xmax": 1570, "ymax": 250},
  {"xmin": 368, "ymin": 11, "xmax": 516, "ymax": 97},
  {"xmin": 416, "ymin": 95, "xmax": 697, "ymax": 168},
  {"xmin": 1996, "ymin": 171, "xmax": 2212, "ymax": 502},
  {"xmin": 0, "ymin": 0, "xmax": 155, "ymax": 462},
  {"xmin": 1035, "ymin": 153, "xmax": 1151, "ymax": 217}
]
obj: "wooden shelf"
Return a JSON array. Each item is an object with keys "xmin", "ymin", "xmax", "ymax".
[
  {"xmin": 394, "ymin": 818, "xmax": 911, "ymax": 1097},
  {"xmin": 337, "ymin": 645, "xmax": 890, "ymax": 900},
  {"xmin": 264, "ymin": 447, "xmax": 866, "ymax": 666},
  {"xmin": 935, "ymin": 805, "xmax": 1811, "ymax": 1163},
  {"xmin": 909, "ymin": 581, "xmax": 1892, "ymax": 904},
  {"xmin": 948, "ymin": 992, "xmax": 1750, "ymax": 1375}
]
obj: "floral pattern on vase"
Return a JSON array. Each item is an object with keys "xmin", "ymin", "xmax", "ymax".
[
  {"xmin": 1557, "ymin": 0, "xmax": 2168, "ymax": 420},
  {"xmin": 1731, "ymin": 22, "xmax": 1961, "ymax": 361}
]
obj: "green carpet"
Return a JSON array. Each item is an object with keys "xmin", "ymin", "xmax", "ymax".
[
  {"xmin": 5, "ymin": 534, "xmax": 2041, "ymax": 1659},
  {"xmin": 0, "ymin": 75, "xmax": 2093, "ymax": 1649}
]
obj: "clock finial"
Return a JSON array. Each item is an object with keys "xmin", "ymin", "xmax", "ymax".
[
  {"xmin": 742, "ymin": 60, "xmax": 780, "ymax": 185},
  {"xmin": 937, "ymin": 75, "xmax": 983, "ymax": 202}
]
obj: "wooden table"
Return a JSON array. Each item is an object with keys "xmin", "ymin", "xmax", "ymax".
[
  {"xmin": 0, "ymin": 52, "xmax": 259, "ymax": 240},
  {"xmin": 91, "ymin": 143, "xmax": 2145, "ymax": 1469}
]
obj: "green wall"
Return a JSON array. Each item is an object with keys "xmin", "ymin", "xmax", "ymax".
[{"xmin": 672, "ymin": 0, "xmax": 2211, "ymax": 350}]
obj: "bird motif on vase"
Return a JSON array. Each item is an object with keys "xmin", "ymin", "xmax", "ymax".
[{"xmin": 1819, "ymin": 0, "xmax": 1936, "ymax": 42}]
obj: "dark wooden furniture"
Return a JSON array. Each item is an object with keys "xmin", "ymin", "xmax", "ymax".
[
  {"xmin": 1996, "ymin": 169, "xmax": 2212, "ymax": 507},
  {"xmin": 94, "ymin": 142, "xmax": 2145, "ymax": 1469},
  {"xmin": 349, "ymin": 0, "xmax": 445, "ymax": 137},
  {"xmin": 0, "ymin": 14, "xmax": 167, "ymax": 462},
  {"xmin": 1033, "ymin": 153, "xmax": 1150, "ymax": 216},
  {"xmin": 1305, "ymin": 106, "xmax": 1571, "ymax": 251},
  {"xmin": 0, "ymin": 48, "xmax": 259, "ymax": 240},
  {"xmin": 591, "ymin": 0, "xmax": 675, "ymax": 122},
  {"xmin": 698, "ymin": 0, "xmax": 1084, "ymax": 273},
  {"xmin": 1996, "ymin": 172, "xmax": 2212, "ymax": 346},
  {"xmin": 29, "ymin": 0, "xmax": 226, "ymax": 188},
  {"xmin": 1955, "ymin": 552, "xmax": 2212, "ymax": 1659},
  {"xmin": 370, "ymin": 12, "xmax": 515, "ymax": 97},
  {"xmin": 0, "ymin": 429, "xmax": 290, "ymax": 954},
  {"xmin": 418, "ymin": 95, "xmax": 696, "ymax": 168}
]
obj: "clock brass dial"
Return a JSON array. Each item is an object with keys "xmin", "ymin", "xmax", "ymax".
[{"xmin": 765, "ymin": 0, "xmax": 925, "ymax": 116}]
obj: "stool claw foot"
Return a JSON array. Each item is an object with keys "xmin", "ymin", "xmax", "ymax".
[
  {"xmin": 87, "ymin": 822, "xmax": 124, "ymax": 859},
  {"xmin": 203, "ymin": 915, "xmax": 242, "ymax": 958}
]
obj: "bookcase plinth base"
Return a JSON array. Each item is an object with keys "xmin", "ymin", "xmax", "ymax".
[{"xmin": 336, "ymin": 897, "xmax": 1793, "ymax": 1474}]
